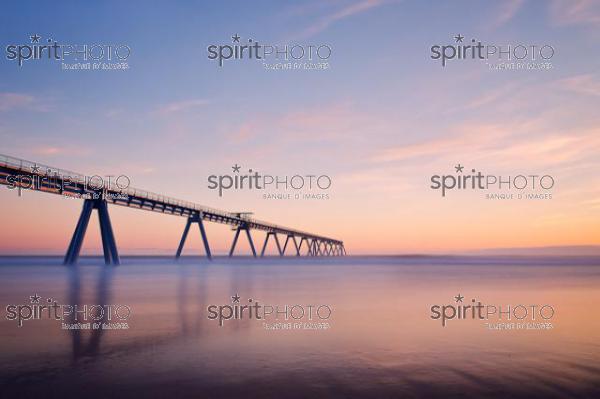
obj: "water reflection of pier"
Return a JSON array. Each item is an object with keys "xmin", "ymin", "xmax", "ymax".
[{"xmin": 65, "ymin": 260, "xmax": 259, "ymax": 361}]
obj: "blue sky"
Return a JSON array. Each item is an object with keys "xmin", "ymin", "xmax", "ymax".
[{"xmin": 1, "ymin": 0, "xmax": 599, "ymax": 254}]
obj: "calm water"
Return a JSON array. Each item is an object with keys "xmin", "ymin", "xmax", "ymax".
[{"xmin": 1, "ymin": 256, "xmax": 599, "ymax": 398}]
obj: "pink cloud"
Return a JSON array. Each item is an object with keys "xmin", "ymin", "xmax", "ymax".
[
  {"xmin": 372, "ymin": 123, "xmax": 511, "ymax": 162},
  {"xmin": 226, "ymin": 102, "xmax": 375, "ymax": 145},
  {"xmin": 229, "ymin": 122, "xmax": 259, "ymax": 143},
  {"xmin": 291, "ymin": 0, "xmax": 391, "ymax": 40},
  {"xmin": 372, "ymin": 121, "xmax": 600, "ymax": 168},
  {"xmin": 490, "ymin": 0, "xmax": 525, "ymax": 29},
  {"xmin": 0, "ymin": 93, "xmax": 34, "ymax": 111},
  {"xmin": 2, "ymin": 143, "xmax": 91, "ymax": 158},
  {"xmin": 156, "ymin": 99, "xmax": 209, "ymax": 115},
  {"xmin": 558, "ymin": 74, "xmax": 600, "ymax": 97},
  {"xmin": 33, "ymin": 146, "xmax": 62, "ymax": 155},
  {"xmin": 549, "ymin": 0, "xmax": 600, "ymax": 27}
]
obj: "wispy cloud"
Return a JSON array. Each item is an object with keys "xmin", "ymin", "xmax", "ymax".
[
  {"xmin": 580, "ymin": 198, "xmax": 600, "ymax": 210},
  {"xmin": 372, "ymin": 123, "xmax": 511, "ymax": 163},
  {"xmin": 290, "ymin": 0, "xmax": 392, "ymax": 40},
  {"xmin": 0, "ymin": 92, "xmax": 34, "ymax": 112},
  {"xmin": 226, "ymin": 102, "xmax": 377, "ymax": 145},
  {"xmin": 558, "ymin": 74, "xmax": 600, "ymax": 97},
  {"xmin": 283, "ymin": 1, "xmax": 345, "ymax": 18},
  {"xmin": 549, "ymin": 0, "xmax": 600, "ymax": 27},
  {"xmin": 490, "ymin": 0, "xmax": 525, "ymax": 29},
  {"xmin": 372, "ymin": 121, "xmax": 600, "ymax": 168},
  {"xmin": 105, "ymin": 108, "xmax": 125, "ymax": 118},
  {"xmin": 32, "ymin": 146, "xmax": 63, "ymax": 155},
  {"xmin": 447, "ymin": 83, "xmax": 518, "ymax": 113},
  {"xmin": 29, "ymin": 145, "xmax": 91, "ymax": 157},
  {"xmin": 0, "ymin": 144, "xmax": 90, "ymax": 159},
  {"xmin": 229, "ymin": 122, "xmax": 259, "ymax": 144},
  {"xmin": 156, "ymin": 99, "xmax": 209, "ymax": 115}
]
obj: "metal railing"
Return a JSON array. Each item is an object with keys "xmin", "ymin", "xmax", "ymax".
[{"xmin": 0, "ymin": 153, "xmax": 341, "ymax": 242}]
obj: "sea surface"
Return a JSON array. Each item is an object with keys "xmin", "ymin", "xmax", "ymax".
[{"xmin": 0, "ymin": 255, "xmax": 599, "ymax": 399}]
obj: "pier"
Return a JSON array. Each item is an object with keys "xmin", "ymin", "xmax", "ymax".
[{"xmin": 0, "ymin": 154, "xmax": 346, "ymax": 265}]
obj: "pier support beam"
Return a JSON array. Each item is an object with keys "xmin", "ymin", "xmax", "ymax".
[
  {"xmin": 282, "ymin": 234, "xmax": 300, "ymax": 256},
  {"xmin": 64, "ymin": 198, "xmax": 120, "ymax": 265},
  {"xmin": 298, "ymin": 237, "xmax": 307, "ymax": 256},
  {"xmin": 229, "ymin": 224, "xmax": 257, "ymax": 257},
  {"xmin": 260, "ymin": 232, "xmax": 283, "ymax": 257},
  {"xmin": 311, "ymin": 239, "xmax": 319, "ymax": 256},
  {"xmin": 305, "ymin": 238, "xmax": 313, "ymax": 256},
  {"xmin": 175, "ymin": 212, "xmax": 212, "ymax": 260},
  {"xmin": 306, "ymin": 238, "xmax": 314, "ymax": 256},
  {"xmin": 292, "ymin": 237, "xmax": 343, "ymax": 257}
]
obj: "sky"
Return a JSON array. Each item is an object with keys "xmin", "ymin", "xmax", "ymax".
[{"xmin": 0, "ymin": 0, "xmax": 599, "ymax": 255}]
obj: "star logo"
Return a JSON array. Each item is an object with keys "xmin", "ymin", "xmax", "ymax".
[
  {"xmin": 231, "ymin": 294, "xmax": 241, "ymax": 303},
  {"xmin": 454, "ymin": 34, "xmax": 464, "ymax": 43},
  {"xmin": 30, "ymin": 34, "xmax": 41, "ymax": 43},
  {"xmin": 31, "ymin": 164, "xmax": 40, "ymax": 173},
  {"xmin": 232, "ymin": 34, "xmax": 241, "ymax": 43},
  {"xmin": 30, "ymin": 293, "xmax": 41, "ymax": 303},
  {"xmin": 232, "ymin": 164, "xmax": 241, "ymax": 173},
  {"xmin": 455, "ymin": 164, "xmax": 464, "ymax": 173},
  {"xmin": 454, "ymin": 293, "xmax": 464, "ymax": 303}
]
